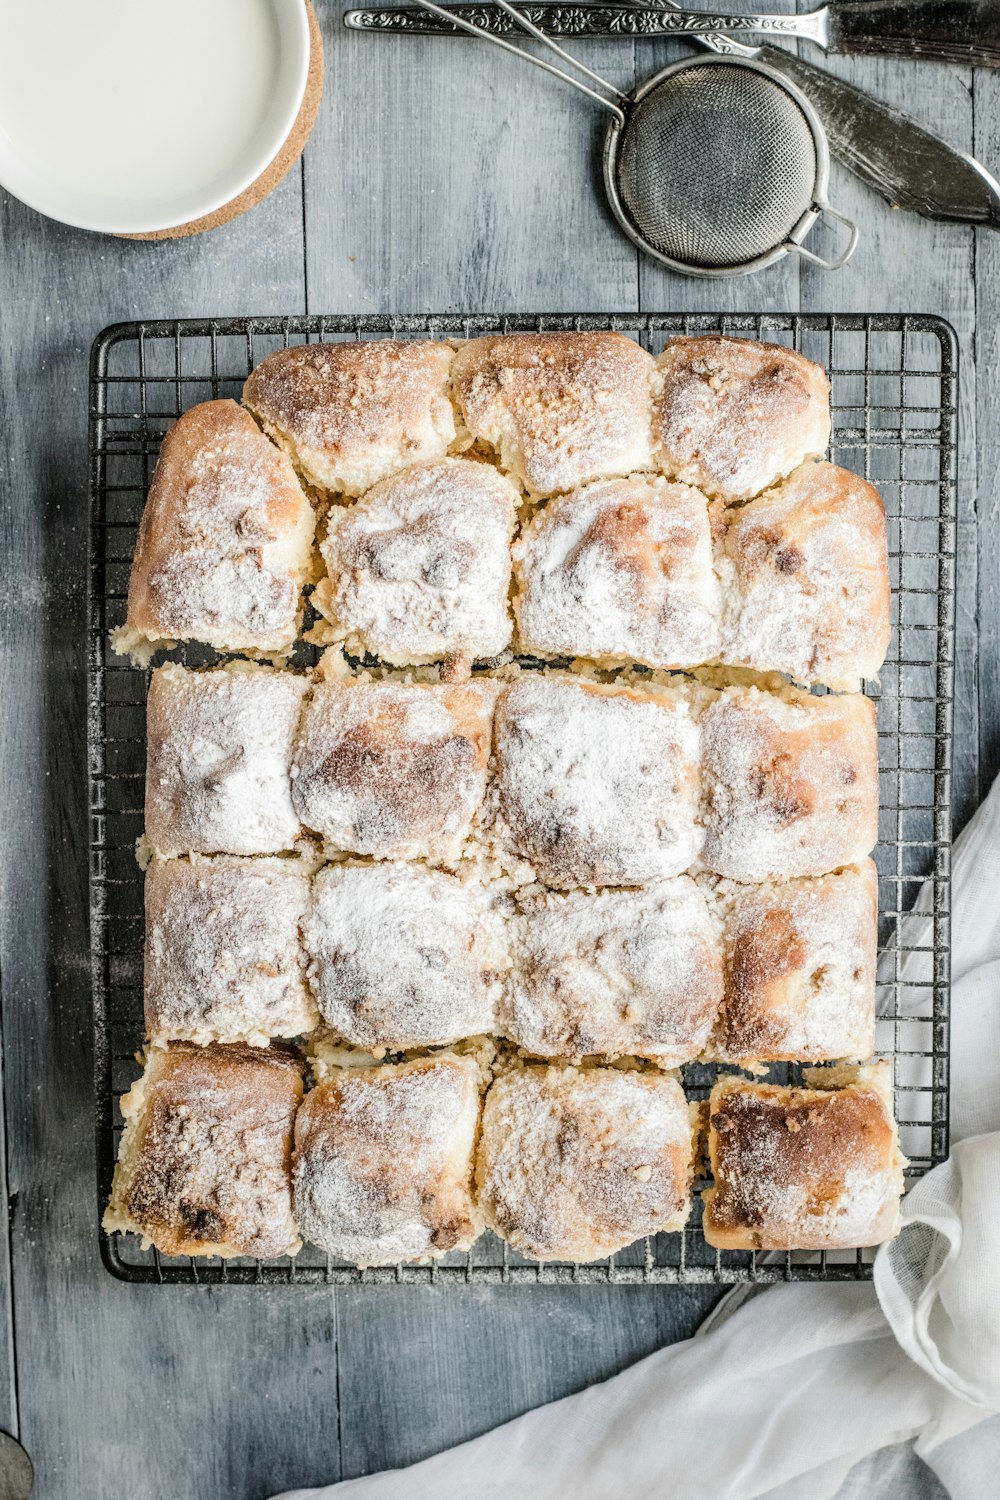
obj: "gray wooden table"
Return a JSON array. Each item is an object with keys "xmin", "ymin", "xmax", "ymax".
[{"xmin": 0, "ymin": 7, "xmax": 993, "ymax": 1497}]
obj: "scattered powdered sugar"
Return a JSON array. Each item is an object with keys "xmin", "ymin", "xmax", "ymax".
[
  {"xmin": 452, "ymin": 333, "xmax": 656, "ymax": 496},
  {"xmin": 291, "ymin": 678, "xmax": 498, "ymax": 861},
  {"xmin": 493, "ymin": 674, "xmax": 703, "ymax": 888},
  {"xmin": 514, "ymin": 474, "xmax": 722, "ymax": 668},
  {"xmin": 304, "ymin": 862, "xmax": 508, "ymax": 1051},
  {"xmin": 144, "ymin": 857, "xmax": 315, "ymax": 1045},
  {"xmin": 503, "ymin": 878, "xmax": 722, "ymax": 1065},
  {"xmin": 318, "ymin": 458, "xmax": 516, "ymax": 663},
  {"xmin": 292, "ymin": 1055, "xmax": 481, "ymax": 1265},
  {"xmin": 145, "ymin": 664, "xmax": 308, "ymax": 856},
  {"xmin": 477, "ymin": 1065, "xmax": 693, "ymax": 1260}
]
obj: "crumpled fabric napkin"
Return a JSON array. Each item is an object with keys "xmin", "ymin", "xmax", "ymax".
[{"xmin": 272, "ymin": 777, "xmax": 1000, "ymax": 1500}]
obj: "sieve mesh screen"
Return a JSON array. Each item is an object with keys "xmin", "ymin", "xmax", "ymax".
[{"xmin": 615, "ymin": 64, "xmax": 818, "ymax": 269}]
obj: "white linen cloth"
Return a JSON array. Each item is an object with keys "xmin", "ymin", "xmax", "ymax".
[{"xmin": 272, "ymin": 778, "xmax": 1000, "ymax": 1500}]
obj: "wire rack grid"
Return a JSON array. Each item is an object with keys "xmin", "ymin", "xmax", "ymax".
[{"xmin": 89, "ymin": 312, "xmax": 957, "ymax": 1287}]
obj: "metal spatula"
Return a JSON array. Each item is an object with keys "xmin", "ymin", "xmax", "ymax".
[{"xmin": 345, "ymin": 0, "xmax": 1000, "ymax": 65}]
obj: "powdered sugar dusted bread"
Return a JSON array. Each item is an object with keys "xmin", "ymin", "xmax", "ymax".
[
  {"xmin": 292, "ymin": 1053, "xmax": 483, "ymax": 1265},
  {"xmin": 513, "ymin": 474, "xmax": 721, "ymax": 668},
  {"xmin": 701, "ymin": 1063, "xmax": 905, "ymax": 1250},
  {"xmin": 243, "ymin": 339, "xmax": 455, "ymax": 497},
  {"xmin": 502, "ymin": 879, "xmax": 722, "ymax": 1065},
  {"xmin": 291, "ymin": 675, "xmax": 498, "ymax": 861},
  {"xmin": 144, "ymin": 857, "xmax": 316, "ymax": 1046},
  {"xmin": 118, "ymin": 400, "xmax": 315, "ymax": 661},
  {"xmin": 653, "ymin": 337, "xmax": 830, "ymax": 505},
  {"xmin": 145, "ymin": 663, "xmax": 308, "ymax": 857},
  {"xmin": 103, "ymin": 1042, "xmax": 304, "ymax": 1258},
  {"xmin": 314, "ymin": 458, "xmax": 517, "ymax": 664},
  {"xmin": 718, "ymin": 462, "xmax": 891, "ymax": 690},
  {"xmin": 699, "ymin": 684, "xmax": 878, "ymax": 881},
  {"xmin": 710, "ymin": 861, "xmax": 877, "ymax": 1065},
  {"xmin": 452, "ymin": 332, "xmax": 655, "ymax": 496},
  {"xmin": 477, "ymin": 1064, "xmax": 695, "ymax": 1261},
  {"xmin": 303, "ymin": 863, "xmax": 508, "ymax": 1052},
  {"xmin": 492, "ymin": 674, "xmax": 702, "ymax": 888}
]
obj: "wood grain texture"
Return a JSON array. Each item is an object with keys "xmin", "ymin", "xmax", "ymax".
[{"xmin": 0, "ymin": 2, "xmax": 989, "ymax": 1495}]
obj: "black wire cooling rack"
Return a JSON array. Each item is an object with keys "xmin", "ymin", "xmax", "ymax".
[{"xmin": 89, "ymin": 312, "xmax": 957, "ymax": 1286}]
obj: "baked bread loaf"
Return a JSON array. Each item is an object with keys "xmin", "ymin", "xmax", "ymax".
[
  {"xmin": 513, "ymin": 474, "xmax": 720, "ymax": 668},
  {"xmin": 303, "ymin": 862, "xmax": 507, "ymax": 1052},
  {"xmin": 451, "ymin": 332, "xmax": 655, "ymax": 496},
  {"xmin": 292, "ymin": 674, "xmax": 498, "ymax": 861},
  {"xmin": 492, "ymin": 673, "xmax": 702, "ymax": 887},
  {"xmin": 710, "ymin": 861, "xmax": 878, "ymax": 1065},
  {"xmin": 699, "ymin": 683, "xmax": 879, "ymax": 881},
  {"xmin": 144, "ymin": 856, "xmax": 316, "ymax": 1046},
  {"xmin": 502, "ymin": 878, "xmax": 722, "ymax": 1065},
  {"xmin": 118, "ymin": 399, "xmax": 315, "ymax": 661},
  {"xmin": 701, "ymin": 1062, "xmax": 905, "ymax": 1250},
  {"xmin": 718, "ymin": 461, "xmax": 891, "ymax": 690},
  {"xmin": 292, "ymin": 1052, "xmax": 483, "ymax": 1265},
  {"xmin": 145, "ymin": 663, "xmax": 308, "ymax": 856},
  {"xmin": 653, "ymin": 337, "xmax": 830, "ymax": 504},
  {"xmin": 477, "ymin": 1063, "xmax": 696, "ymax": 1261},
  {"xmin": 243, "ymin": 339, "xmax": 455, "ymax": 496},
  {"xmin": 103, "ymin": 1042, "xmax": 304, "ymax": 1258},
  {"xmin": 314, "ymin": 458, "xmax": 517, "ymax": 664}
]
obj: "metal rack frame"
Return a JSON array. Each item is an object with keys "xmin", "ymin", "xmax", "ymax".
[{"xmin": 89, "ymin": 312, "xmax": 957, "ymax": 1285}]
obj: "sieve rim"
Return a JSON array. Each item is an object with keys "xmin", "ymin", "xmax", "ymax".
[{"xmin": 603, "ymin": 54, "xmax": 832, "ymax": 280}]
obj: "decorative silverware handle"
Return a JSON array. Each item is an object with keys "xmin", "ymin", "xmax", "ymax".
[
  {"xmin": 343, "ymin": 4, "xmax": 824, "ymax": 41},
  {"xmin": 828, "ymin": 0, "xmax": 1000, "ymax": 62}
]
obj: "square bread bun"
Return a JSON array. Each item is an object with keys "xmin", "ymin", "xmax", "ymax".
[
  {"xmin": 291, "ymin": 1052, "xmax": 484, "ymax": 1265},
  {"xmin": 701, "ymin": 1062, "xmax": 906, "ymax": 1250},
  {"xmin": 477, "ymin": 1063, "xmax": 697, "ymax": 1261},
  {"xmin": 144, "ymin": 856, "xmax": 316, "ymax": 1046},
  {"xmin": 117, "ymin": 399, "xmax": 315, "ymax": 662},
  {"xmin": 144, "ymin": 663, "xmax": 308, "ymax": 857},
  {"xmin": 452, "ymin": 332, "xmax": 655, "ymax": 496},
  {"xmin": 653, "ymin": 336, "xmax": 831, "ymax": 505},
  {"xmin": 243, "ymin": 339, "xmax": 456, "ymax": 497},
  {"xmin": 103, "ymin": 1042, "xmax": 304, "ymax": 1259}
]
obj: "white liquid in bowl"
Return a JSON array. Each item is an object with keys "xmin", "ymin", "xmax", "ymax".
[{"xmin": 0, "ymin": 0, "xmax": 309, "ymax": 232}]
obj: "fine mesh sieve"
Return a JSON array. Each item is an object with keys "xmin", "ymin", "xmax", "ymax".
[{"xmin": 413, "ymin": 0, "xmax": 858, "ymax": 276}]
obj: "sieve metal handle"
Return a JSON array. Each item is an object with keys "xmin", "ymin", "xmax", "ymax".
[
  {"xmin": 789, "ymin": 202, "xmax": 860, "ymax": 270},
  {"xmin": 410, "ymin": 0, "xmax": 627, "ymax": 119}
]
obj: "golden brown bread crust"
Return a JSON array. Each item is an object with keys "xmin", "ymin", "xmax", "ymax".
[
  {"xmin": 452, "ymin": 332, "xmax": 655, "ymax": 495},
  {"xmin": 243, "ymin": 340, "xmax": 455, "ymax": 496},
  {"xmin": 718, "ymin": 461, "xmax": 891, "ymax": 690},
  {"xmin": 104, "ymin": 1042, "xmax": 304, "ymax": 1258},
  {"xmin": 125, "ymin": 399, "xmax": 315, "ymax": 655},
  {"xmin": 653, "ymin": 337, "xmax": 831, "ymax": 504},
  {"xmin": 701, "ymin": 1065, "xmax": 904, "ymax": 1250}
]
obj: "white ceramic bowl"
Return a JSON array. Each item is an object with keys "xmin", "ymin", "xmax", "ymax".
[{"xmin": 0, "ymin": 0, "xmax": 311, "ymax": 235}]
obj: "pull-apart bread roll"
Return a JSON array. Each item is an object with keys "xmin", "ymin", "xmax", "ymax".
[
  {"xmin": 719, "ymin": 462, "xmax": 891, "ymax": 690},
  {"xmin": 702, "ymin": 1063, "xmax": 905, "ymax": 1250},
  {"xmin": 513, "ymin": 474, "xmax": 721, "ymax": 668},
  {"xmin": 104, "ymin": 1042, "xmax": 304, "ymax": 1259},
  {"xmin": 144, "ymin": 857, "xmax": 316, "ymax": 1046},
  {"xmin": 145, "ymin": 663, "xmax": 308, "ymax": 857},
  {"xmin": 700, "ymin": 684, "xmax": 878, "ymax": 881},
  {"xmin": 451, "ymin": 332, "xmax": 655, "ymax": 496},
  {"xmin": 291, "ymin": 676, "xmax": 497, "ymax": 861},
  {"xmin": 493, "ymin": 674, "xmax": 702, "ymax": 888},
  {"xmin": 502, "ymin": 878, "xmax": 722, "ymax": 1066},
  {"xmin": 303, "ymin": 863, "xmax": 507, "ymax": 1052},
  {"xmin": 292, "ymin": 1053, "xmax": 483, "ymax": 1265},
  {"xmin": 710, "ymin": 861, "xmax": 878, "ymax": 1065},
  {"xmin": 653, "ymin": 337, "xmax": 830, "ymax": 505},
  {"xmin": 120, "ymin": 400, "xmax": 315, "ymax": 660},
  {"xmin": 315, "ymin": 458, "xmax": 517, "ymax": 664},
  {"xmin": 243, "ymin": 339, "xmax": 455, "ymax": 497},
  {"xmin": 477, "ymin": 1064, "xmax": 696, "ymax": 1261}
]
